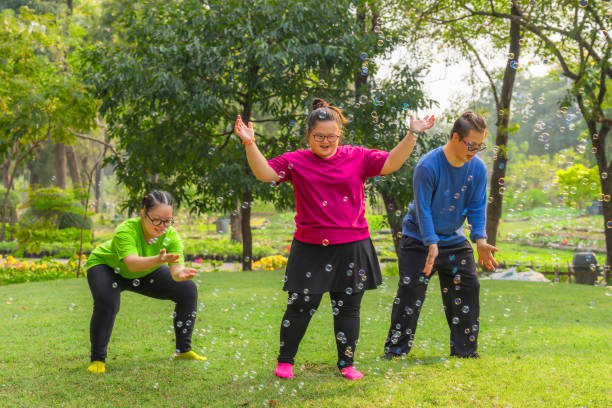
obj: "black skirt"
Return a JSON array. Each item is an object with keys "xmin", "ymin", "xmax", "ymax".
[{"xmin": 283, "ymin": 237, "xmax": 382, "ymax": 295}]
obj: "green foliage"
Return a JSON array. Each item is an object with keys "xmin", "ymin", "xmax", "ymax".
[
  {"xmin": 182, "ymin": 238, "xmax": 274, "ymax": 260},
  {"xmin": 555, "ymin": 164, "xmax": 600, "ymax": 209},
  {"xmin": 58, "ymin": 211, "xmax": 93, "ymax": 230},
  {"xmin": 15, "ymin": 187, "xmax": 92, "ymax": 254},
  {"xmin": 0, "ymin": 187, "xmax": 20, "ymax": 225}
]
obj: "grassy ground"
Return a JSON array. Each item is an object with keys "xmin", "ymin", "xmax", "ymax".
[{"xmin": 0, "ymin": 271, "xmax": 610, "ymax": 407}]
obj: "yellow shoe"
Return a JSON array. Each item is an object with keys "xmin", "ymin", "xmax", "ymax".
[
  {"xmin": 87, "ymin": 361, "xmax": 106, "ymax": 374},
  {"xmin": 173, "ymin": 350, "xmax": 207, "ymax": 361}
]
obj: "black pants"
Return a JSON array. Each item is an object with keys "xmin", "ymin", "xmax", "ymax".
[
  {"xmin": 87, "ymin": 264, "xmax": 198, "ymax": 362},
  {"xmin": 385, "ymin": 237, "xmax": 480, "ymax": 357},
  {"xmin": 278, "ymin": 291, "xmax": 364, "ymax": 369}
]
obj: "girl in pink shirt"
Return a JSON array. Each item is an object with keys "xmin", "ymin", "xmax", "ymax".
[{"xmin": 234, "ymin": 98, "xmax": 434, "ymax": 380}]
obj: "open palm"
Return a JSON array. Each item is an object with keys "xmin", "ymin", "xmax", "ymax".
[
  {"xmin": 234, "ymin": 115, "xmax": 254, "ymax": 143},
  {"xmin": 410, "ymin": 115, "xmax": 436, "ymax": 133}
]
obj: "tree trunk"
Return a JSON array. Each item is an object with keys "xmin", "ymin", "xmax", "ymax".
[
  {"xmin": 1, "ymin": 159, "xmax": 9, "ymax": 188},
  {"xmin": 240, "ymin": 189, "xmax": 253, "ymax": 270},
  {"xmin": 588, "ymin": 121, "xmax": 611, "ymax": 276},
  {"xmin": 485, "ymin": 5, "xmax": 521, "ymax": 246},
  {"xmin": 240, "ymin": 90, "xmax": 255, "ymax": 271},
  {"xmin": 55, "ymin": 143, "xmax": 67, "ymax": 189},
  {"xmin": 94, "ymin": 130, "xmax": 109, "ymax": 213},
  {"xmin": 65, "ymin": 145, "xmax": 82, "ymax": 188},
  {"xmin": 230, "ymin": 197, "xmax": 242, "ymax": 242},
  {"xmin": 381, "ymin": 190, "xmax": 401, "ymax": 259}
]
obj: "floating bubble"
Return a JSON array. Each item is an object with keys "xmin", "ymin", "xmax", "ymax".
[
  {"xmin": 177, "ymin": 321, "xmax": 183, "ymax": 328},
  {"xmin": 602, "ymin": 172, "xmax": 608, "ymax": 180},
  {"xmin": 132, "ymin": 279, "xmax": 140, "ymax": 287},
  {"xmin": 394, "ymin": 297, "xmax": 401, "ymax": 305},
  {"xmin": 347, "ymin": 269, "xmax": 353, "ymax": 277},
  {"xmin": 462, "ymin": 305, "xmax": 470, "ymax": 314},
  {"xmin": 360, "ymin": 52, "xmax": 368, "ymax": 60},
  {"xmin": 415, "ymin": 299, "xmax": 422, "ymax": 307},
  {"xmin": 452, "ymin": 317, "xmax": 460, "ymax": 325},
  {"xmin": 345, "ymin": 287, "xmax": 353, "ymax": 295},
  {"xmin": 405, "ymin": 306, "xmax": 414, "ymax": 315},
  {"xmin": 322, "ymin": 239, "xmax": 329, "ymax": 246},
  {"xmin": 305, "ymin": 271, "xmax": 311, "ymax": 278},
  {"xmin": 343, "ymin": 196, "xmax": 349, "ymax": 202},
  {"xmin": 469, "ymin": 335, "xmax": 476, "ymax": 342},
  {"xmin": 283, "ymin": 320, "xmax": 290, "ymax": 327},
  {"xmin": 325, "ymin": 264, "xmax": 332, "ymax": 272},
  {"xmin": 455, "ymin": 298, "xmax": 462, "ymax": 305},
  {"xmin": 112, "ymin": 282, "xmax": 118, "ymax": 288},
  {"xmin": 454, "ymin": 275, "xmax": 461, "ymax": 284},
  {"xmin": 402, "ymin": 276, "xmax": 411, "ymax": 285}
]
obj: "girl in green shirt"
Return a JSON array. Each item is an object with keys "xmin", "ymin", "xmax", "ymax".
[{"xmin": 85, "ymin": 191, "xmax": 205, "ymax": 374}]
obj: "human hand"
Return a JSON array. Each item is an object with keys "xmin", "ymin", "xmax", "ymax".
[
  {"xmin": 171, "ymin": 266, "xmax": 198, "ymax": 281},
  {"xmin": 160, "ymin": 248, "xmax": 180, "ymax": 264},
  {"xmin": 423, "ymin": 243, "xmax": 438, "ymax": 276},
  {"xmin": 476, "ymin": 239, "xmax": 499, "ymax": 271},
  {"xmin": 410, "ymin": 114, "xmax": 436, "ymax": 133},
  {"xmin": 234, "ymin": 115, "xmax": 255, "ymax": 144}
]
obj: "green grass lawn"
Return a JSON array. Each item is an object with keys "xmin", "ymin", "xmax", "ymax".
[{"xmin": 1, "ymin": 271, "xmax": 610, "ymax": 407}]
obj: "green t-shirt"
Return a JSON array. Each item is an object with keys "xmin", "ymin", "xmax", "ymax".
[{"xmin": 86, "ymin": 217, "xmax": 184, "ymax": 279}]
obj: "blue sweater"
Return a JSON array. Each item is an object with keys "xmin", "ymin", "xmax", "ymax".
[{"xmin": 402, "ymin": 147, "xmax": 488, "ymax": 246}]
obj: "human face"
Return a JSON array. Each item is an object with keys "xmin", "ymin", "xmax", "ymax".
[
  {"xmin": 140, "ymin": 204, "xmax": 173, "ymax": 237},
  {"xmin": 453, "ymin": 129, "xmax": 487, "ymax": 163},
  {"xmin": 308, "ymin": 120, "xmax": 341, "ymax": 159}
]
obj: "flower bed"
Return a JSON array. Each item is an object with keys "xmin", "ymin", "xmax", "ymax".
[{"xmin": 0, "ymin": 254, "xmax": 87, "ymax": 285}]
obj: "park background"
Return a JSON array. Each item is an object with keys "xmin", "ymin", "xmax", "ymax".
[{"xmin": 0, "ymin": 0, "xmax": 611, "ymax": 407}]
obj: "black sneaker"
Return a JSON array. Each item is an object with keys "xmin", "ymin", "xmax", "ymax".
[
  {"xmin": 457, "ymin": 352, "xmax": 480, "ymax": 359},
  {"xmin": 382, "ymin": 353, "xmax": 400, "ymax": 360}
]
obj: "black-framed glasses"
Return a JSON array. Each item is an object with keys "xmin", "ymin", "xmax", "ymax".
[
  {"xmin": 145, "ymin": 213, "xmax": 174, "ymax": 227},
  {"xmin": 312, "ymin": 134, "xmax": 339, "ymax": 143},
  {"xmin": 461, "ymin": 140, "xmax": 487, "ymax": 152}
]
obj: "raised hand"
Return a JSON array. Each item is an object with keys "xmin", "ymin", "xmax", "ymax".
[
  {"xmin": 410, "ymin": 114, "xmax": 436, "ymax": 133},
  {"xmin": 234, "ymin": 115, "xmax": 255, "ymax": 144},
  {"xmin": 172, "ymin": 266, "xmax": 198, "ymax": 282}
]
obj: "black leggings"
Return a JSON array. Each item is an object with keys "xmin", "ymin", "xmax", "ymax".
[
  {"xmin": 278, "ymin": 291, "xmax": 364, "ymax": 369},
  {"xmin": 87, "ymin": 264, "xmax": 198, "ymax": 362}
]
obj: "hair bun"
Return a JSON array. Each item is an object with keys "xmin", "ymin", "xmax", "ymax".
[{"xmin": 312, "ymin": 98, "xmax": 329, "ymax": 111}]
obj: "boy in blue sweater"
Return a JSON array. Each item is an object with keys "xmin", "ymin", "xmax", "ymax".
[{"xmin": 384, "ymin": 112, "xmax": 498, "ymax": 359}]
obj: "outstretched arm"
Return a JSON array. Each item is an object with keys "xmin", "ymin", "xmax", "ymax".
[
  {"xmin": 234, "ymin": 115, "xmax": 280, "ymax": 183},
  {"xmin": 380, "ymin": 114, "xmax": 435, "ymax": 175}
]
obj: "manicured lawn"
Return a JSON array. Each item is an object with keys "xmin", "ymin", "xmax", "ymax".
[{"xmin": 0, "ymin": 271, "xmax": 610, "ymax": 407}]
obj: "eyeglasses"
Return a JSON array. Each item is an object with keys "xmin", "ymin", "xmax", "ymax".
[
  {"xmin": 461, "ymin": 140, "xmax": 487, "ymax": 152},
  {"xmin": 311, "ymin": 134, "xmax": 339, "ymax": 143},
  {"xmin": 146, "ymin": 213, "xmax": 174, "ymax": 227}
]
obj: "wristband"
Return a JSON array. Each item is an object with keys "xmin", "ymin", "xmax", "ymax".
[
  {"xmin": 409, "ymin": 128, "xmax": 425, "ymax": 136},
  {"xmin": 242, "ymin": 137, "xmax": 255, "ymax": 146}
]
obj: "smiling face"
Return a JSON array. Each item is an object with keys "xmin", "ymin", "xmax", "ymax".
[
  {"xmin": 140, "ymin": 204, "xmax": 173, "ymax": 238},
  {"xmin": 308, "ymin": 120, "xmax": 342, "ymax": 159}
]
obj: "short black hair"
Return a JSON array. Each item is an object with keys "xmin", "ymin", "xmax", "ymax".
[{"xmin": 450, "ymin": 112, "xmax": 487, "ymax": 140}]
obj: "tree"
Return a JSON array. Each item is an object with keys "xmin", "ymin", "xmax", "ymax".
[
  {"xmin": 450, "ymin": 0, "xmax": 612, "ymax": 269},
  {"xmin": 84, "ymin": 0, "xmax": 371, "ymax": 269},
  {"xmin": 0, "ymin": 7, "xmax": 98, "ymax": 240},
  {"xmin": 556, "ymin": 163, "xmax": 600, "ymax": 209}
]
